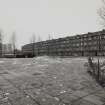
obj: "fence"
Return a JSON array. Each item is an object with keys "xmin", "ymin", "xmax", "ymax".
[{"xmin": 87, "ymin": 57, "xmax": 105, "ymax": 87}]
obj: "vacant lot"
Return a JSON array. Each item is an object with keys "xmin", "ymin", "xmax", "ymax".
[{"xmin": 0, "ymin": 56, "xmax": 105, "ymax": 105}]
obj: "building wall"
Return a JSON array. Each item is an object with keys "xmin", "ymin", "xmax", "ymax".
[{"xmin": 22, "ymin": 30, "xmax": 105, "ymax": 57}]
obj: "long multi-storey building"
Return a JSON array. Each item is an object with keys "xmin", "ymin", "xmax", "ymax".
[
  {"xmin": 0, "ymin": 36, "xmax": 2, "ymax": 57},
  {"xmin": 22, "ymin": 30, "xmax": 105, "ymax": 57}
]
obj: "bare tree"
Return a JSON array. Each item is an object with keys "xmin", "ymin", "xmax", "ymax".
[
  {"xmin": 30, "ymin": 33, "xmax": 36, "ymax": 43},
  {"xmin": 37, "ymin": 35, "xmax": 42, "ymax": 42},
  {"xmin": 48, "ymin": 33, "xmax": 53, "ymax": 40},
  {"xmin": 0, "ymin": 29, "xmax": 3, "ymax": 57},
  {"xmin": 98, "ymin": 0, "xmax": 105, "ymax": 26},
  {"xmin": 11, "ymin": 32, "xmax": 17, "ymax": 56},
  {"xmin": 0, "ymin": 30, "xmax": 2, "ymax": 43},
  {"xmin": 48, "ymin": 34, "xmax": 51, "ymax": 40},
  {"xmin": 47, "ymin": 34, "xmax": 52, "ymax": 55}
]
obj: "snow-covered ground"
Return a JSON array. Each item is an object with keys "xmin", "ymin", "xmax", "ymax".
[{"xmin": 0, "ymin": 56, "xmax": 105, "ymax": 105}]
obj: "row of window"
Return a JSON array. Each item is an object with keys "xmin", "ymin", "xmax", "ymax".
[{"xmin": 22, "ymin": 30, "xmax": 105, "ymax": 53}]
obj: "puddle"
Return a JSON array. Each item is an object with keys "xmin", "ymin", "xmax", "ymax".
[
  {"xmin": 32, "ymin": 72, "xmax": 43, "ymax": 76},
  {"xmin": 0, "ymin": 71, "xmax": 9, "ymax": 74}
]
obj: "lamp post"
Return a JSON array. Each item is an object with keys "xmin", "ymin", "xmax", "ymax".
[{"xmin": 97, "ymin": 32, "xmax": 101, "ymax": 81}]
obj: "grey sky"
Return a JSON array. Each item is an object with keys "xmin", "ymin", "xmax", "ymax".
[{"xmin": 0, "ymin": 0, "xmax": 102, "ymax": 49}]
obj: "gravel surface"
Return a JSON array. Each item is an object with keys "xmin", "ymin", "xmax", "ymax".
[{"xmin": 0, "ymin": 56, "xmax": 105, "ymax": 105}]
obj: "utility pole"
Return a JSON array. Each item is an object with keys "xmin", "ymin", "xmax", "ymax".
[
  {"xmin": 11, "ymin": 32, "xmax": 17, "ymax": 57},
  {"xmin": 97, "ymin": 32, "xmax": 101, "ymax": 82},
  {"xmin": 48, "ymin": 34, "xmax": 51, "ymax": 55},
  {"xmin": 97, "ymin": 59, "xmax": 100, "ymax": 81},
  {"xmin": 32, "ymin": 34, "xmax": 36, "ymax": 57}
]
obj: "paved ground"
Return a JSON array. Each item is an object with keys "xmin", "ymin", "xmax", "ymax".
[{"xmin": 0, "ymin": 56, "xmax": 105, "ymax": 105}]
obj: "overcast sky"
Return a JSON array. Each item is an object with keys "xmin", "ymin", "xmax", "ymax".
[{"xmin": 0, "ymin": 0, "xmax": 103, "ymax": 49}]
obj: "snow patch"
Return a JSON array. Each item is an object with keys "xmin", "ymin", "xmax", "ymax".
[{"xmin": 0, "ymin": 61, "xmax": 4, "ymax": 63}]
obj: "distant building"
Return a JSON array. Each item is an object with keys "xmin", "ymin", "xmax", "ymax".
[
  {"xmin": 22, "ymin": 29, "xmax": 105, "ymax": 57},
  {"xmin": 2, "ymin": 44, "xmax": 13, "ymax": 56}
]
